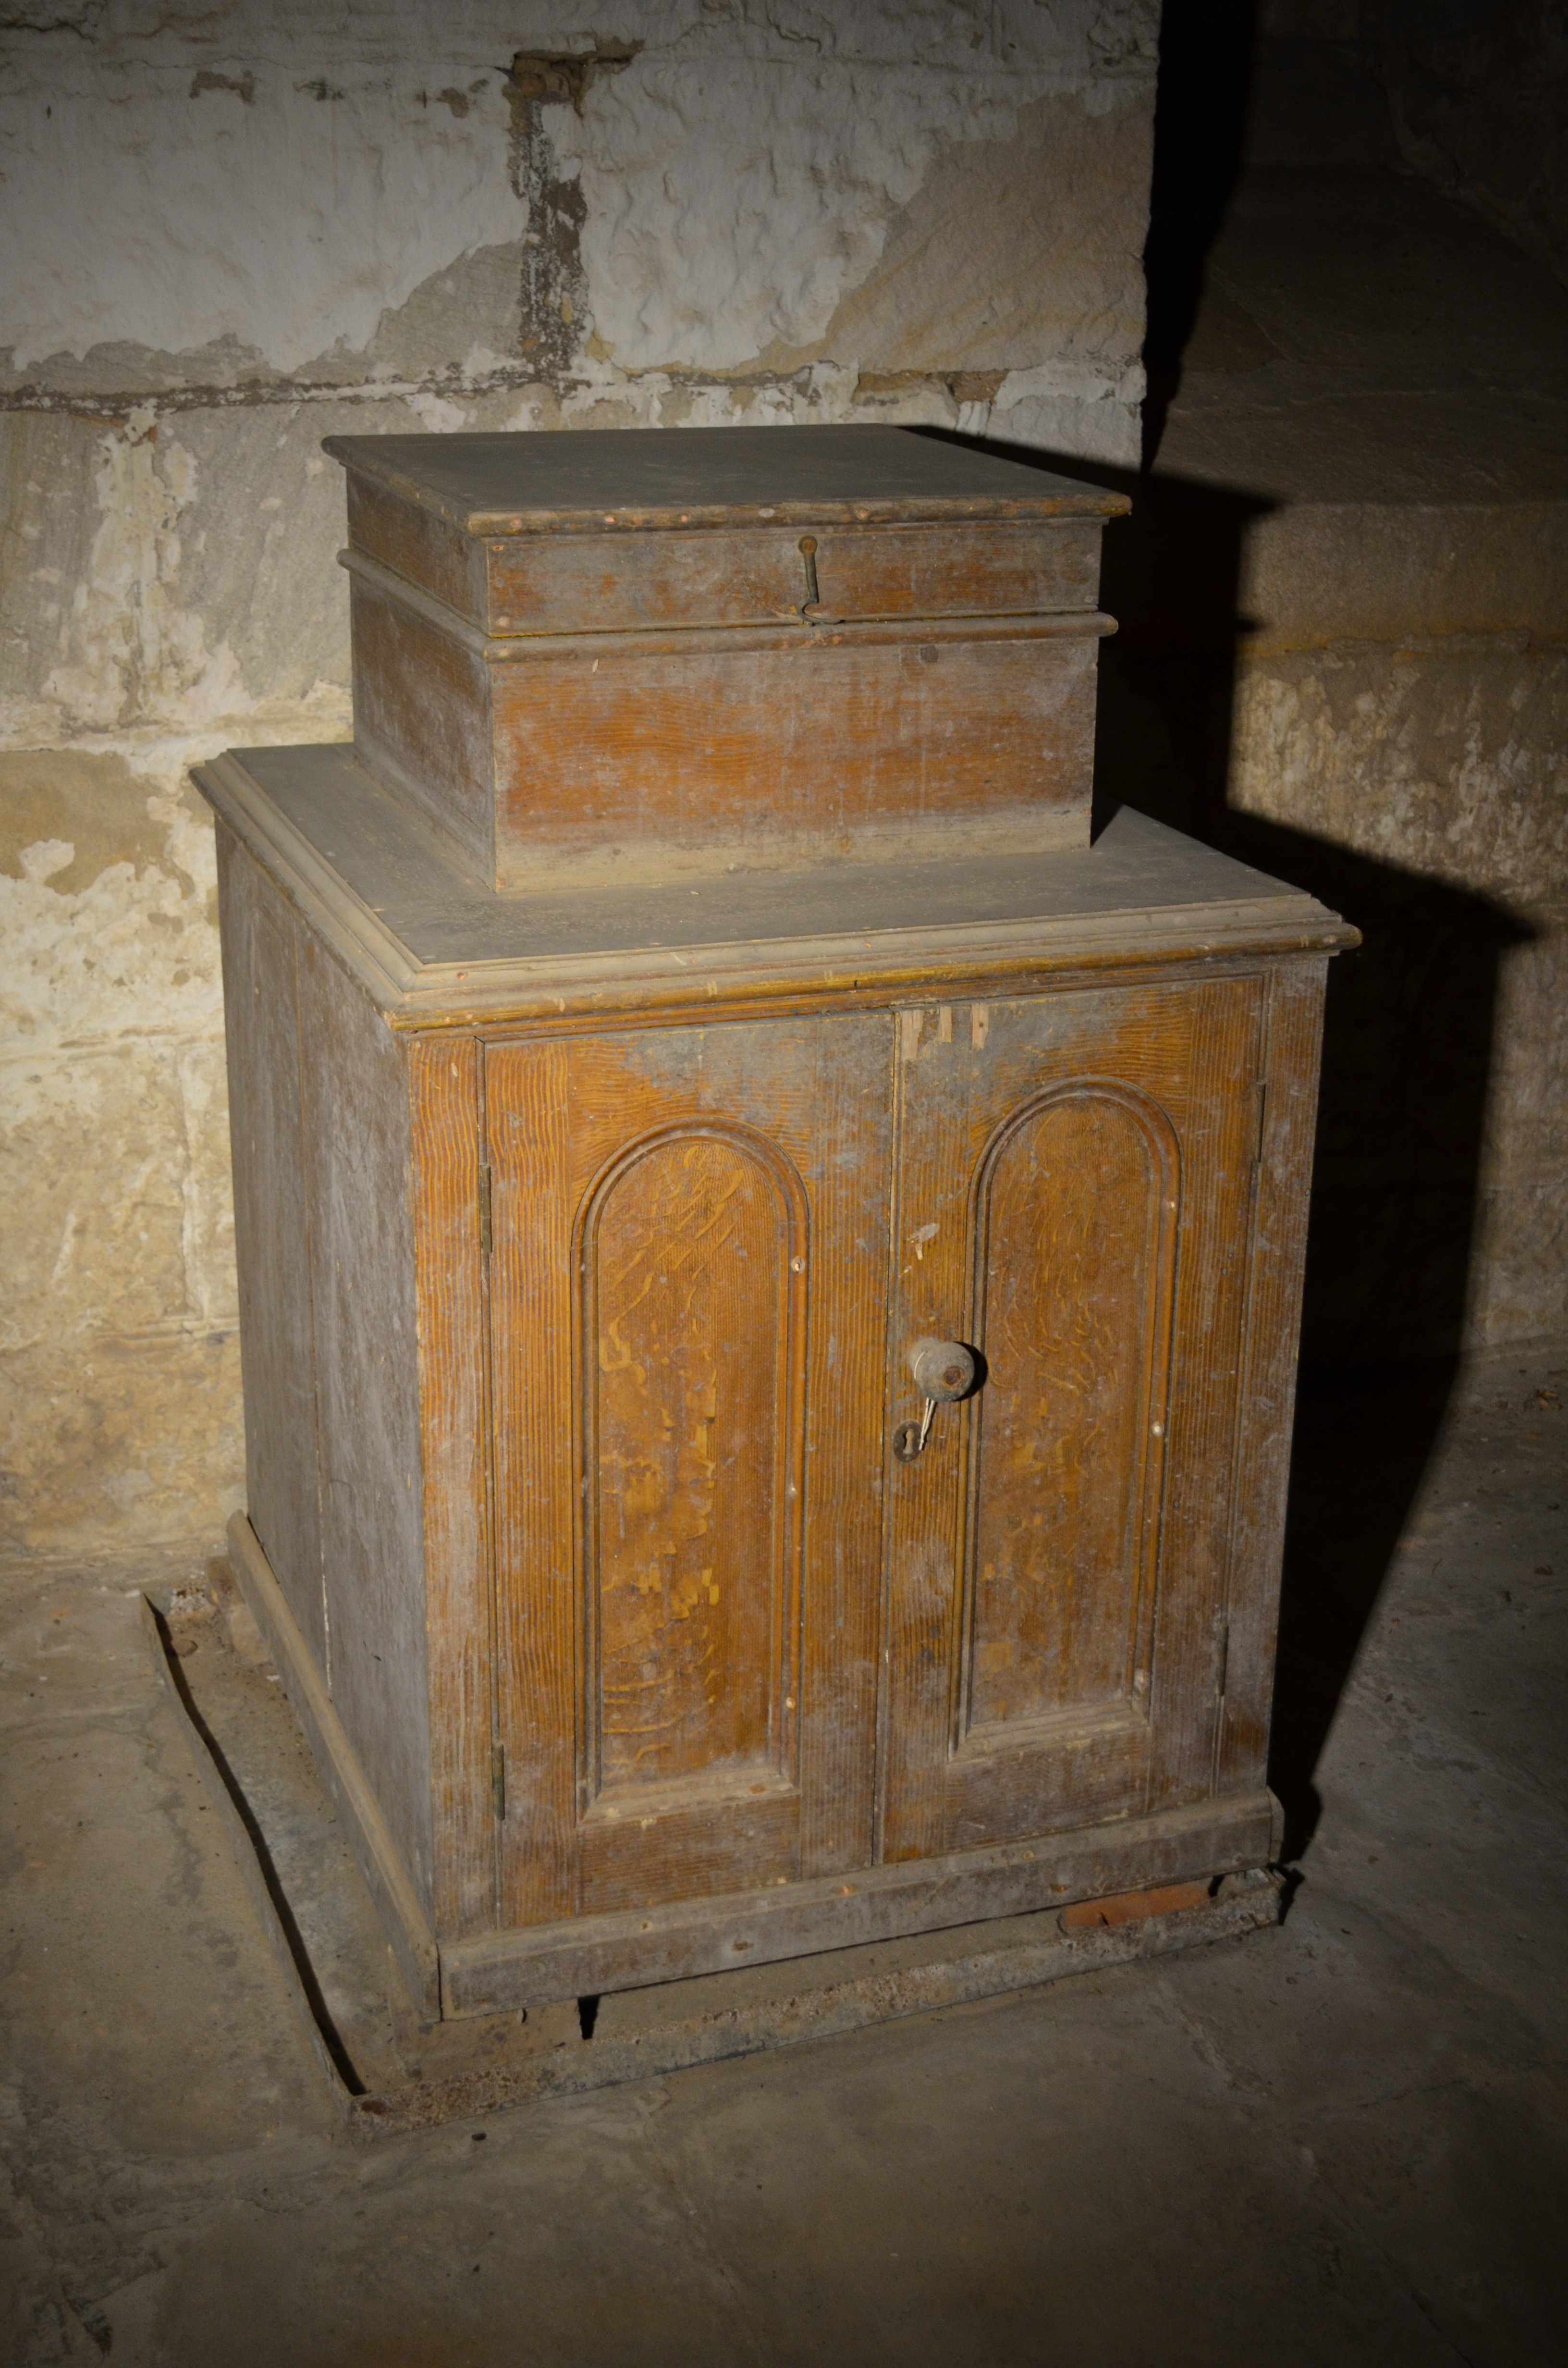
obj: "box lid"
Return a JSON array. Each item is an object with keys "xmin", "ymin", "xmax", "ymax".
[{"xmin": 322, "ymin": 424, "xmax": 1128, "ymax": 538}]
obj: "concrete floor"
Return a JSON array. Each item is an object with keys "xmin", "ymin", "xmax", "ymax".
[{"xmin": 2, "ymin": 1336, "xmax": 1564, "ymax": 2367}]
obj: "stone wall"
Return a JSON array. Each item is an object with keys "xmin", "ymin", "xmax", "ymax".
[
  {"xmin": 1254, "ymin": 0, "xmax": 1568, "ymax": 282},
  {"xmin": 0, "ymin": 1, "xmax": 1159, "ymax": 1556},
  {"xmin": 1131, "ymin": 29, "xmax": 1568, "ymax": 1366}
]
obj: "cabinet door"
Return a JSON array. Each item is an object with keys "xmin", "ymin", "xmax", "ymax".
[
  {"xmin": 880, "ymin": 978, "xmax": 1264, "ymax": 1861},
  {"xmin": 486, "ymin": 1016, "xmax": 892, "ymax": 1927}
]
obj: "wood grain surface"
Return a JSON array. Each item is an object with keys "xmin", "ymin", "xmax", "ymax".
[
  {"xmin": 878, "ymin": 981, "xmax": 1263, "ymax": 1862},
  {"xmin": 324, "ymin": 425, "xmax": 1128, "ymax": 537},
  {"xmin": 407, "ymin": 1033, "xmax": 494, "ymax": 1938},
  {"xmin": 582, "ymin": 1127, "xmax": 804, "ymax": 1800},
  {"xmin": 1215, "ymin": 961, "xmax": 1328, "ymax": 1798},
  {"xmin": 295, "ymin": 935, "xmax": 436, "ymax": 1917},
  {"xmin": 208, "ymin": 735, "xmax": 1344, "ymax": 1998},
  {"xmin": 195, "ymin": 748, "xmax": 1357, "ymax": 1031},
  {"xmin": 347, "ymin": 473, "xmax": 484, "ymax": 622},
  {"xmin": 348, "ymin": 576, "xmax": 496, "ymax": 879},
  {"xmin": 480, "ymin": 520, "xmax": 1102, "ymax": 637},
  {"xmin": 344, "ymin": 558, "xmax": 1105, "ymax": 886},
  {"xmin": 486, "ymin": 1014, "xmax": 892, "ymax": 1927},
  {"xmin": 442, "ymin": 1788, "xmax": 1276, "ymax": 2014},
  {"xmin": 963, "ymin": 1082, "xmax": 1178, "ymax": 1739},
  {"xmin": 486, "ymin": 629, "xmax": 1099, "ymax": 884}
]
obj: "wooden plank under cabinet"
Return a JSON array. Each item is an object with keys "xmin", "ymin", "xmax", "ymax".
[{"xmin": 197, "ymin": 426, "xmax": 1356, "ymax": 2019}]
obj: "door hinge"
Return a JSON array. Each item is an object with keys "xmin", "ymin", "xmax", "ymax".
[
  {"xmin": 1215, "ymin": 1619, "xmax": 1230, "ymax": 1702},
  {"xmin": 478, "ymin": 1160, "xmax": 493, "ymax": 1258},
  {"xmin": 490, "ymin": 1739, "xmax": 506, "ymax": 1821}
]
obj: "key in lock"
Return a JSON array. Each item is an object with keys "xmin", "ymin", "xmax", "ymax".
[{"xmin": 892, "ymin": 1337, "xmax": 977, "ymax": 1463}]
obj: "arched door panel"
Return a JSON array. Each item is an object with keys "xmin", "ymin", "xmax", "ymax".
[{"xmin": 881, "ymin": 978, "xmax": 1263, "ymax": 1861}]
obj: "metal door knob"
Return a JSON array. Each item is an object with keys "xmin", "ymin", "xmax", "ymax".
[{"xmin": 906, "ymin": 1338, "xmax": 976, "ymax": 1403}]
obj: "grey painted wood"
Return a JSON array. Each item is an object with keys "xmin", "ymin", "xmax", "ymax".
[
  {"xmin": 322, "ymin": 425, "xmax": 1127, "ymax": 534},
  {"xmin": 215, "ymin": 827, "xmax": 326, "ymax": 1667},
  {"xmin": 210, "ymin": 743, "xmax": 1335, "ymax": 973},
  {"xmin": 294, "ymin": 937, "xmax": 436, "ymax": 1919},
  {"xmin": 441, "ymin": 1790, "xmax": 1279, "ymax": 2013},
  {"xmin": 227, "ymin": 1514, "xmax": 440, "ymax": 2018}
]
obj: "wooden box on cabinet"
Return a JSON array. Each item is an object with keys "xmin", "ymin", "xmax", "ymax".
[
  {"xmin": 198, "ymin": 727, "xmax": 1353, "ymax": 2019},
  {"xmin": 322, "ymin": 427, "xmax": 1127, "ymax": 889}
]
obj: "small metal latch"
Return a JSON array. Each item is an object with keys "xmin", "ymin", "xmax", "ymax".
[
  {"xmin": 893, "ymin": 1337, "xmax": 978, "ymax": 1463},
  {"xmin": 796, "ymin": 534, "xmax": 841, "ymax": 624}
]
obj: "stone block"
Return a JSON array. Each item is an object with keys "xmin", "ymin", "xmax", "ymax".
[
  {"xmin": 1229, "ymin": 641, "xmax": 1568, "ymax": 911},
  {"xmin": 0, "ymin": 1044, "xmax": 196, "ymax": 1352},
  {"xmin": 0, "ymin": 1327, "xmax": 244, "ymax": 1555}
]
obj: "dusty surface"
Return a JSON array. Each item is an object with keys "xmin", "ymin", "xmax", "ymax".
[{"xmin": 0, "ymin": 1340, "xmax": 1563, "ymax": 2366}]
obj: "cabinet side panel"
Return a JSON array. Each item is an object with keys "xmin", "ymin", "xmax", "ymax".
[
  {"xmin": 296, "ymin": 939, "xmax": 435, "ymax": 1917},
  {"xmin": 1219, "ymin": 961, "xmax": 1327, "ymax": 1799},
  {"xmin": 216, "ymin": 824, "xmax": 325, "ymax": 1668},
  {"xmin": 408, "ymin": 1034, "xmax": 493, "ymax": 1939}
]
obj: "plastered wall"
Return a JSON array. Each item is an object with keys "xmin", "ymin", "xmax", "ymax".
[{"xmin": 0, "ymin": 1, "xmax": 1159, "ymax": 1555}]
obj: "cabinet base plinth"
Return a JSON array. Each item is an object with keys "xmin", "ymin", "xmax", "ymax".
[
  {"xmin": 226, "ymin": 1511, "xmax": 1283, "ymax": 2026},
  {"xmin": 152, "ymin": 1577, "xmax": 1284, "ymax": 2135}
]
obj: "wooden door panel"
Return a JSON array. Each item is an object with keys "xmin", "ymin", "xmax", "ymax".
[
  {"xmin": 582, "ymin": 1126, "xmax": 805, "ymax": 1806},
  {"xmin": 944, "ymin": 1714, "xmax": 1148, "ymax": 1853},
  {"xmin": 488, "ymin": 1015, "xmax": 892, "ymax": 1927},
  {"xmin": 963, "ymin": 1084, "xmax": 1176, "ymax": 1740},
  {"xmin": 579, "ymin": 1792, "xmax": 799, "ymax": 1917},
  {"xmin": 882, "ymin": 980, "xmax": 1262, "ymax": 1861}
]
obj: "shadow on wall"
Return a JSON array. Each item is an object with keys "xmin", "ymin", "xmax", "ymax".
[
  {"xmin": 1091, "ymin": 470, "xmax": 1530, "ymax": 1858},
  {"xmin": 916, "ymin": 0, "xmax": 1528, "ymax": 1851},
  {"xmin": 1139, "ymin": 0, "xmax": 1262, "ymax": 470},
  {"xmin": 925, "ymin": 422, "xmax": 1528, "ymax": 1856}
]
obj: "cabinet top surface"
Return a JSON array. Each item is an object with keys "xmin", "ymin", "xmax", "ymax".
[
  {"xmin": 321, "ymin": 426, "xmax": 1129, "ymax": 536},
  {"xmin": 197, "ymin": 742, "xmax": 1355, "ymax": 1026}
]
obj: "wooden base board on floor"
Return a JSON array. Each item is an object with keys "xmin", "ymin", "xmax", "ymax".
[
  {"xmin": 147, "ymin": 1571, "xmax": 1285, "ymax": 2138},
  {"xmin": 225, "ymin": 1514, "xmax": 1285, "ymax": 2021}
]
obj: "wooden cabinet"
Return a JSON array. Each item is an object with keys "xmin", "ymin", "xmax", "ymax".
[
  {"xmin": 481, "ymin": 970, "xmax": 1278, "ymax": 1923},
  {"xmin": 198, "ymin": 429, "xmax": 1354, "ymax": 2023}
]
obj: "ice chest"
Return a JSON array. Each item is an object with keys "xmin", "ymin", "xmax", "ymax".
[{"xmin": 324, "ymin": 425, "xmax": 1128, "ymax": 890}]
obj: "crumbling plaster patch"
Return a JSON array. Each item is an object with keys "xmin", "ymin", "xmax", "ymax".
[
  {"xmin": 0, "ymin": 713, "xmax": 343, "ymax": 1552},
  {"xmin": 1, "ymin": 0, "xmax": 1157, "ymax": 461}
]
